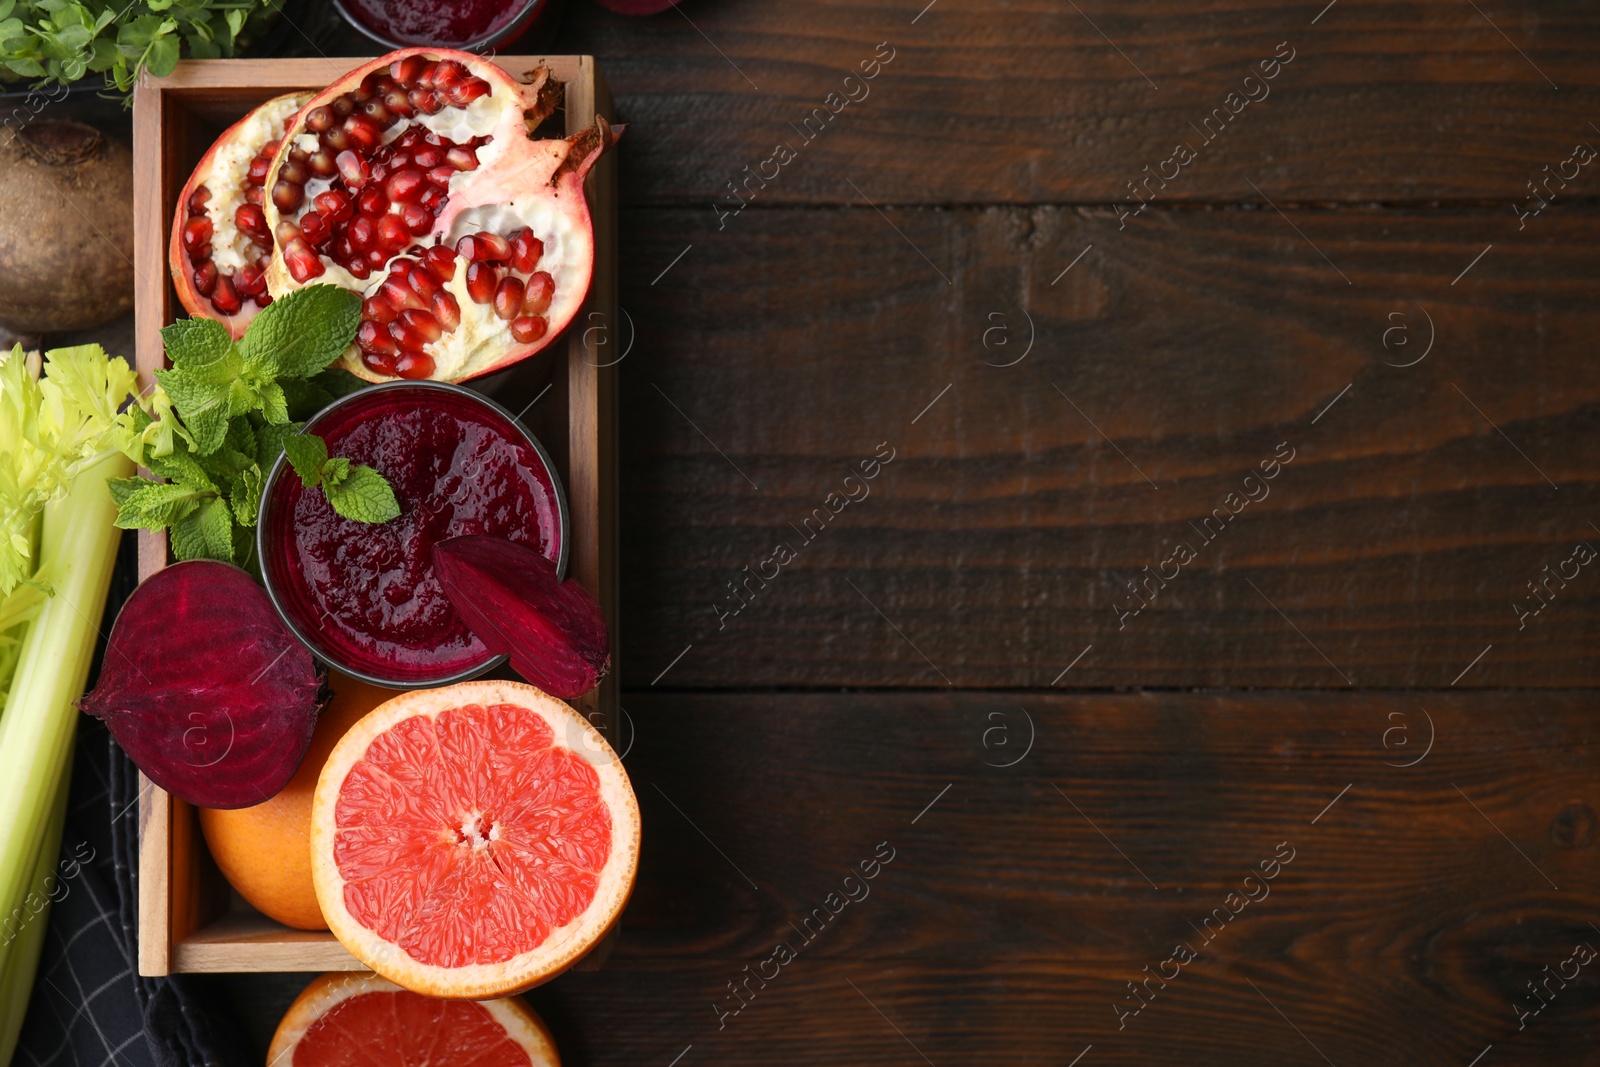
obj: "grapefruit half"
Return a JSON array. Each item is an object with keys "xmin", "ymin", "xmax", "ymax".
[
  {"xmin": 310, "ymin": 680, "xmax": 639, "ymax": 998},
  {"xmin": 268, "ymin": 972, "xmax": 560, "ymax": 1067}
]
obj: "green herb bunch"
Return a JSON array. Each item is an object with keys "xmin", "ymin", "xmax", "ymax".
[
  {"xmin": 111, "ymin": 284, "xmax": 400, "ymax": 570},
  {"xmin": 0, "ymin": 0, "xmax": 278, "ymax": 91}
]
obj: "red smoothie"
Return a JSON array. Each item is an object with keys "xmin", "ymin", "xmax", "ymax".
[
  {"xmin": 339, "ymin": 0, "xmax": 529, "ymax": 47},
  {"xmin": 260, "ymin": 383, "xmax": 564, "ymax": 686}
]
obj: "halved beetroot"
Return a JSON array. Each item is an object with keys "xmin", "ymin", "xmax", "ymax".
[
  {"xmin": 260, "ymin": 49, "xmax": 620, "ymax": 384},
  {"xmin": 169, "ymin": 92, "xmax": 313, "ymax": 336},
  {"xmin": 433, "ymin": 535, "xmax": 610, "ymax": 699},
  {"xmin": 79, "ymin": 561, "xmax": 325, "ymax": 809}
]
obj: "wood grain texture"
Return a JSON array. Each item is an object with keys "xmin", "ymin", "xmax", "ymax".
[
  {"xmin": 615, "ymin": 203, "xmax": 1600, "ymax": 688},
  {"xmin": 558, "ymin": 0, "xmax": 1600, "ymax": 206},
  {"xmin": 516, "ymin": 690, "xmax": 1600, "ymax": 1066}
]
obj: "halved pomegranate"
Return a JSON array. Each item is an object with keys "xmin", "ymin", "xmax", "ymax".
[
  {"xmin": 261, "ymin": 50, "xmax": 619, "ymax": 383},
  {"xmin": 170, "ymin": 92, "xmax": 313, "ymax": 336}
]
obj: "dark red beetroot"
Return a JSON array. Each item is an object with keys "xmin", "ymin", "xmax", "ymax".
[
  {"xmin": 78, "ymin": 561, "xmax": 325, "ymax": 809},
  {"xmin": 434, "ymin": 535, "xmax": 609, "ymax": 698}
]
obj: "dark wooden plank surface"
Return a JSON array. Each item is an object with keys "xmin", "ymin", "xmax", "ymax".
[
  {"xmin": 617, "ymin": 204, "xmax": 1600, "ymax": 688},
  {"xmin": 226, "ymin": 691, "xmax": 1600, "ymax": 1065},
  {"xmin": 561, "ymin": 0, "xmax": 1600, "ymax": 205}
]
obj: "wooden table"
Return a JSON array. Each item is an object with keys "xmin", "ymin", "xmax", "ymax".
[{"xmin": 227, "ymin": 1, "xmax": 1600, "ymax": 1062}]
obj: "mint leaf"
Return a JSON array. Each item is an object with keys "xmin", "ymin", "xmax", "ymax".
[
  {"xmin": 160, "ymin": 317, "xmax": 236, "ymax": 376},
  {"xmin": 323, "ymin": 464, "xmax": 400, "ymax": 524},
  {"xmin": 255, "ymin": 420, "xmax": 303, "ymax": 471},
  {"xmin": 283, "ymin": 433, "xmax": 328, "ymax": 487},
  {"xmin": 148, "ymin": 447, "xmax": 217, "ymax": 494},
  {"xmin": 106, "ymin": 476, "xmax": 144, "ymax": 509},
  {"xmin": 239, "ymin": 285, "xmax": 362, "ymax": 380},
  {"xmin": 230, "ymin": 466, "xmax": 264, "ymax": 526},
  {"xmin": 321, "ymin": 456, "xmax": 351, "ymax": 485},
  {"xmin": 155, "ymin": 366, "xmax": 230, "ymax": 454},
  {"xmin": 114, "ymin": 481, "xmax": 208, "ymax": 530},
  {"xmin": 255, "ymin": 379, "xmax": 289, "ymax": 424},
  {"xmin": 167, "ymin": 508, "xmax": 208, "ymax": 561},
  {"xmin": 196, "ymin": 496, "xmax": 233, "ymax": 558}
]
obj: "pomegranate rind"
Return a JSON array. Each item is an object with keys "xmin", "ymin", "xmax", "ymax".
[
  {"xmin": 267, "ymin": 972, "xmax": 561, "ymax": 1067},
  {"xmin": 169, "ymin": 92, "xmax": 311, "ymax": 339},
  {"xmin": 261, "ymin": 48, "xmax": 617, "ymax": 384},
  {"xmin": 310, "ymin": 680, "xmax": 640, "ymax": 999}
]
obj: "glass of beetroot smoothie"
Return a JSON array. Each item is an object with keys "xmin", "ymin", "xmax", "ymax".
[
  {"xmin": 332, "ymin": 0, "xmax": 552, "ymax": 51},
  {"xmin": 257, "ymin": 381, "xmax": 567, "ymax": 688}
]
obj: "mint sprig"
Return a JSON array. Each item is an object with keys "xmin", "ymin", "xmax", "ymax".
[{"xmin": 111, "ymin": 285, "xmax": 397, "ymax": 569}]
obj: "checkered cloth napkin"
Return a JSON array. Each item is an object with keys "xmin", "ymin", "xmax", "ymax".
[{"xmin": 12, "ymin": 540, "xmax": 245, "ymax": 1067}]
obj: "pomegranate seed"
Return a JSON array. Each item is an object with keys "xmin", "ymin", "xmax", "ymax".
[
  {"xmin": 235, "ymin": 202, "xmax": 270, "ymax": 244},
  {"xmin": 272, "ymin": 179, "xmax": 304, "ymax": 211},
  {"xmin": 245, "ymin": 186, "xmax": 264, "ymax": 205},
  {"xmin": 432, "ymin": 291, "xmax": 461, "ymax": 330},
  {"xmin": 360, "ymin": 99, "xmax": 393, "ymax": 127},
  {"xmin": 188, "ymin": 185, "xmax": 211, "ymax": 214},
  {"xmin": 356, "ymin": 187, "xmax": 387, "ymax": 216},
  {"xmin": 409, "ymin": 88, "xmax": 443, "ymax": 115},
  {"xmin": 308, "ymin": 150, "xmax": 337, "ymax": 178},
  {"xmin": 331, "ymin": 235, "xmax": 353, "ymax": 262},
  {"xmin": 408, "ymin": 267, "xmax": 441, "ymax": 300},
  {"xmin": 493, "ymin": 276, "xmax": 524, "ymax": 321},
  {"xmin": 283, "ymin": 238, "xmax": 325, "ymax": 283},
  {"xmin": 389, "ymin": 309, "xmax": 442, "ymax": 348},
  {"xmin": 446, "ymin": 78, "xmax": 490, "ymax": 109},
  {"xmin": 385, "ymin": 89, "xmax": 416, "ymax": 117},
  {"xmin": 394, "ymin": 351, "xmax": 436, "ymax": 380},
  {"xmin": 427, "ymin": 165, "xmax": 455, "ymax": 188},
  {"xmin": 255, "ymin": 293, "xmax": 273, "ymax": 308},
  {"xmin": 415, "ymin": 62, "xmax": 440, "ymax": 88},
  {"xmin": 315, "ymin": 190, "xmax": 353, "ymax": 225},
  {"xmin": 336, "ymin": 150, "xmax": 370, "ymax": 188},
  {"xmin": 278, "ymin": 159, "xmax": 308, "ymax": 186},
  {"xmin": 247, "ymin": 155, "xmax": 271, "ymax": 185},
  {"xmin": 344, "ymin": 115, "xmax": 381, "ymax": 153},
  {"xmin": 386, "ymin": 167, "xmax": 426, "ymax": 204},
  {"xmin": 182, "ymin": 216, "xmax": 214, "ymax": 257},
  {"xmin": 413, "ymin": 146, "xmax": 443, "ymax": 169},
  {"xmin": 387, "ymin": 256, "xmax": 418, "ymax": 276},
  {"xmin": 234, "ymin": 264, "xmax": 266, "ymax": 296},
  {"xmin": 401, "ymin": 203, "xmax": 431, "ymax": 235},
  {"xmin": 376, "ymin": 214, "xmax": 410, "ymax": 252},
  {"xmin": 457, "ymin": 232, "xmax": 509, "ymax": 262},
  {"xmin": 432, "ymin": 62, "xmax": 465, "ymax": 90},
  {"xmin": 380, "ymin": 276, "xmax": 426, "ymax": 312},
  {"xmin": 510, "ymin": 316, "xmax": 548, "ymax": 343},
  {"xmin": 522, "ymin": 271, "xmax": 554, "ymax": 314},
  {"xmin": 191, "ymin": 261, "xmax": 217, "ymax": 296},
  {"xmin": 210, "ymin": 276, "xmax": 242, "ymax": 315},
  {"xmin": 465, "ymin": 262, "xmax": 498, "ymax": 304},
  {"xmin": 275, "ymin": 219, "xmax": 303, "ymax": 244},
  {"xmin": 351, "ymin": 80, "xmax": 374, "ymax": 104},
  {"xmin": 331, "ymin": 94, "xmax": 355, "ymax": 118},
  {"xmin": 305, "ymin": 105, "xmax": 334, "ymax": 132},
  {"xmin": 445, "ymin": 146, "xmax": 478, "ymax": 171},
  {"xmin": 322, "ymin": 125, "xmax": 349, "ymax": 153},
  {"xmin": 420, "ymin": 187, "xmax": 445, "ymax": 211},
  {"xmin": 391, "ymin": 55, "xmax": 427, "ymax": 84},
  {"xmin": 302, "ymin": 210, "xmax": 331, "ymax": 246},
  {"xmin": 347, "ymin": 215, "xmax": 376, "ymax": 252},
  {"xmin": 421, "ymin": 245, "xmax": 458, "ymax": 281},
  {"xmin": 362, "ymin": 295, "xmax": 398, "ymax": 325},
  {"xmin": 357, "ymin": 320, "xmax": 395, "ymax": 354},
  {"xmin": 508, "ymin": 228, "xmax": 543, "ymax": 273},
  {"xmin": 363, "ymin": 349, "xmax": 399, "ymax": 375},
  {"xmin": 368, "ymin": 249, "xmax": 387, "ymax": 267},
  {"xmin": 348, "ymin": 258, "xmax": 371, "ymax": 280}
]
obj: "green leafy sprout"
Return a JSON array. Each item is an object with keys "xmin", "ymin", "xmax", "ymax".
[
  {"xmin": 0, "ymin": 0, "xmax": 280, "ymax": 93},
  {"xmin": 110, "ymin": 284, "xmax": 401, "ymax": 570}
]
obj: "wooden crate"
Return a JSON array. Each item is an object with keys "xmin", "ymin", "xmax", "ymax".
[{"xmin": 129, "ymin": 57, "xmax": 619, "ymax": 975}]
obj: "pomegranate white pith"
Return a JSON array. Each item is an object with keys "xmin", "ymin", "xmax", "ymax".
[
  {"xmin": 261, "ymin": 49, "xmax": 618, "ymax": 383},
  {"xmin": 169, "ymin": 93, "xmax": 310, "ymax": 335}
]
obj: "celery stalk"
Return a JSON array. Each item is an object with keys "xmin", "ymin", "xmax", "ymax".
[
  {"xmin": 0, "ymin": 759, "xmax": 70, "ymax": 1065},
  {"xmin": 0, "ymin": 449, "xmax": 129, "ymax": 1061}
]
